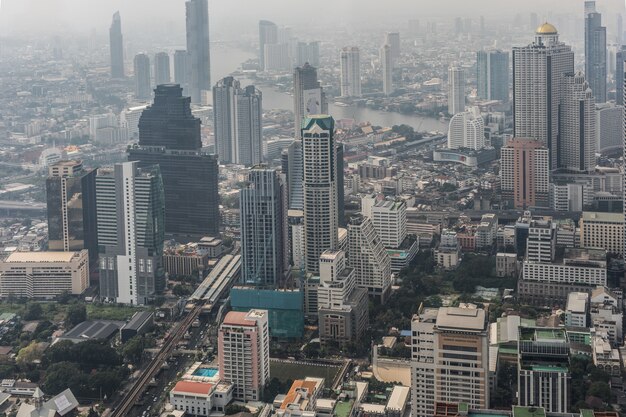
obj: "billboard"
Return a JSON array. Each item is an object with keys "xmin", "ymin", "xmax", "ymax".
[{"xmin": 304, "ymin": 88, "xmax": 322, "ymax": 116}]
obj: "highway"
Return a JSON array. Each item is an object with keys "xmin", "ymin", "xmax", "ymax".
[{"xmin": 111, "ymin": 304, "xmax": 202, "ymax": 417}]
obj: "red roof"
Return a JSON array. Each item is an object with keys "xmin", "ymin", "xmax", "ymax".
[
  {"xmin": 173, "ymin": 381, "xmax": 213, "ymax": 395},
  {"xmin": 222, "ymin": 311, "xmax": 255, "ymax": 327}
]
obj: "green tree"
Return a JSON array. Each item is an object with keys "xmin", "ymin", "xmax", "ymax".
[
  {"xmin": 122, "ymin": 336, "xmax": 145, "ymax": 365},
  {"xmin": 65, "ymin": 304, "xmax": 86, "ymax": 328},
  {"xmin": 16, "ymin": 342, "xmax": 46, "ymax": 367},
  {"xmin": 172, "ymin": 284, "xmax": 193, "ymax": 297},
  {"xmin": 224, "ymin": 405, "xmax": 248, "ymax": 415},
  {"xmin": 43, "ymin": 362, "xmax": 88, "ymax": 396},
  {"xmin": 23, "ymin": 303, "xmax": 43, "ymax": 321}
]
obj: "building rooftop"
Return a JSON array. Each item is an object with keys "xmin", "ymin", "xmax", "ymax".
[
  {"xmin": 566, "ymin": 292, "xmax": 588, "ymax": 314},
  {"xmin": 536, "ymin": 22, "xmax": 558, "ymax": 35},
  {"xmin": 172, "ymin": 380, "xmax": 213, "ymax": 396},
  {"xmin": 386, "ymin": 385, "xmax": 410, "ymax": 411},
  {"xmin": 122, "ymin": 311, "xmax": 154, "ymax": 331},
  {"xmin": 222, "ymin": 309, "xmax": 266, "ymax": 327},
  {"xmin": 57, "ymin": 320, "xmax": 125, "ymax": 343},
  {"xmin": 4, "ymin": 250, "xmax": 85, "ymax": 263},
  {"xmin": 581, "ymin": 212, "xmax": 624, "ymax": 223},
  {"xmin": 436, "ymin": 306, "xmax": 486, "ymax": 331},
  {"xmin": 280, "ymin": 378, "xmax": 323, "ymax": 410},
  {"xmin": 512, "ymin": 406, "xmax": 546, "ymax": 417}
]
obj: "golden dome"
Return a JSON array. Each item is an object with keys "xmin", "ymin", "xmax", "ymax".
[{"xmin": 536, "ymin": 22, "xmax": 558, "ymax": 35}]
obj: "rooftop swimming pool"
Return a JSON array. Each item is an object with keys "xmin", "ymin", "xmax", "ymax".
[{"xmin": 192, "ymin": 367, "xmax": 218, "ymax": 378}]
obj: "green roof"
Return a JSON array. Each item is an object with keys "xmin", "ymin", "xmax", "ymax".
[
  {"xmin": 512, "ymin": 406, "xmax": 546, "ymax": 417},
  {"xmin": 458, "ymin": 403, "xmax": 469, "ymax": 413},
  {"xmin": 302, "ymin": 114, "xmax": 334, "ymax": 132},
  {"xmin": 530, "ymin": 365, "xmax": 568, "ymax": 373},
  {"xmin": 334, "ymin": 400, "xmax": 353, "ymax": 417},
  {"xmin": 580, "ymin": 410, "xmax": 594, "ymax": 417}
]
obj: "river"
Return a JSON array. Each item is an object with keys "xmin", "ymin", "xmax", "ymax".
[{"xmin": 210, "ymin": 44, "xmax": 448, "ymax": 133}]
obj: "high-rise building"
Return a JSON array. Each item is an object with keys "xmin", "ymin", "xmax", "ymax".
[
  {"xmin": 317, "ymin": 250, "xmax": 369, "ymax": 345},
  {"xmin": 385, "ymin": 32, "xmax": 400, "ymax": 63},
  {"xmin": 618, "ymin": 14, "xmax": 624, "ymax": 44},
  {"xmin": 513, "ymin": 23, "xmax": 574, "ymax": 169},
  {"xmin": 476, "ymin": 49, "xmax": 509, "ymax": 102},
  {"xmin": 186, "ymin": 0, "xmax": 210, "ymax": 103},
  {"xmin": 259, "ymin": 20, "xmax": 278, "ymax": 71},
  {"xmin": 128, "ymin": 84, "xmax": 220, "ymax": 240},
  {"xmin": 134, "ymin": 53, "xmax": 151, "ymax": 101},
  {"xmin": 447, "ymin": 65, "xmax": 466, "ymax": 115},
  {"xmin": 585, "ymin": 2, "xmax": 607, "ymax": 103},
  {"xmin": 302, "ymin": 115, "xmax": 338, "ymax": 274},
  {"xmin": 558, "ymin": 72, "xmax": 596, "ymax": 172},
  {"xmin": 109, "ymin": 11, "xmax": 124, "ymax": 78},
  {"xmin": 218, "ymin": 309, "xmax": 270, "ymax": 401},
  {"xmin": 293, "ymin": 64, "xmax": 327, "ymax": 139},
  {"xmin": 173, "ymin": 50, "xmax": 190, "ymax": 93},
  {"xmin": 264, "ymin": 43, "xmax": 291, "ymax": 71},
  {"xmin": 283, "ymin": 140, "xmax": 303, "ymax": 210},
  {"xmin": 46, "ymin": 160, "xmax": 98, "ymax": 262},
  {"xmin": 347, "ymin": 214, "xmax": 392, "ymax": 302},
  {"xmin": 596, "ymin": 103, "xmax": 623, "ymax": 152},
  {"xmin": 96, "ymin": 161, "xmax": 165, "ymax": 305},
  {"xmin": 615, "ymin": 46, "xmax": 626, "ymax": 106},
  {"xmin": 240, "ymin": 167, "xmax": 288, "ymax": 287},
  {"xmin": 212, "ymin": 77, "xmax": 263, "ymax": 166},
  {"xmin": 447, "ymin": 107, "xmax": 484, "ymax": 150},
  {"xmin": 381, "ymin": 44, "xmax": 393, "ymax": 96},
  {"xmin": 500, "ymin": 138, "xmax": 549, "ymax": 209},
  {"xmin": 411, "ymin": 305, "xmax": 489, "ymax": 417},
  {"xmin": 296, "ymin": 41, "xmax": 320, "ymax": 67},
  {"xmin": 371, "ymin": 199, "xmax": 407, "ymax": 249},
  {"xmin": 340, "ymin": 47, "xmax": 361, "ymax": 97},
  {"xmin": 154, "ymin": 52, "xmax": 171, "ymax": 85}
]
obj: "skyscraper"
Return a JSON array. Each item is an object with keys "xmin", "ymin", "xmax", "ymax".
[
  {"xmin": 186, "ymin": 0, "xmax": 210, "ymax": 103},
  {"xmin": 340, "ymin": 47, "xmax": 361, "ymax": 97},
  {"xmin": 618, "ymin": 14, "xmax": 623, "ymax": 44},
  {"xmin": 558, "ymin": 72, "xmax": 596, "ymax": 172},
  {"xmin": 513, "ymin": 23, "xmax": 574, "ymax": 169},
  {"xmin": 109, "ymin": 11, "xmax": 124, "ymax": 78},
  {"xmin": 385, "ymin": 32, "xmax": 400, "ymax": 63},
  {"xmin": 293, "ymin": 64, "xmax": 327, "ymax": 139},
  {"xmin": 259, "ymin": 20, "xmax": 278, "ymax": 71},
  {"xmin": 240, "ymin": 167, "xmax": 288, "ymax": 287},
  {"xmin": 296, "ymin": 41, "xmax": 320, "ymax": 67},
  {"xmin": 96, "ymin": 161, "xmax": 165, "ymax": 305},
  {"xmin": 381, "ymin": 44, "xmax": 393, "ymax": 96},
  {"xmin": 154, "ymin": 52, "xmax": 171, "ymax": 85},
  {"xmin": 46, "ymin": 160, "xmax": 98, "ymax": 262},
  {"xmin": 411, "ymin": 305, "xmax": 489, "ymax": 417},
  {"xmin": 134, "ymin": 53, "xmax": 151, "ymax": 100},
  {"xmin": 476, "ymin": 49, "xmax": 509, "ymax": 102},
  {"xmin": 585, "ymin": 1, "xmax": 607, "ymax": 103},
  {"xmin": 218, "ymin": 310, "xmax": 270, "ymax": 401},
  {"xmin": 128, "ymin": 84, "xmax": 220, "ymax": 240},
  {"xmin": 616, "ymin": 46, "xmax": 626, "ymax": 106},
  {"xmin": 447, "ymin": 107, "xmax": 485, "ymax": 150},
  {"xmin": 173, "ymin": 50, "xmax": 190, "ymax": 93},
  {"xmin": 283, "ymin": 140, "xmax": 303, "ymax": 210},
  {"xmin": 302, "ymin": 115, "xmax": 338, "ymax": 274},
  {"xmin": 447, "ymin": 65, "xmax": 465, "ymax": 115},
  {"xmin": 500, "ymin": 138, "xmax": 549, "ymax": 209},
  {"xmin": 212, "ymin": 77, "xmax": 263, "ymax": 166},
  {"xmin": 347, "ymin": 214, "xmax": 392, "ymax": 302}
]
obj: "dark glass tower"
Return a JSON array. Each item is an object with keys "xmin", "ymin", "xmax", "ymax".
[
  {"xmin": 109, "ymin": 11, "xmax": 124, "ymax": 78},
  {"xmin": 128, "ymin": 84, "xmax": 219, "ymax": 241},
  {"xmin": 186, "ymin": 0, "xmax": 210, "ymax": 103},
  {"xmin": 46, "ymin": 160, "xmax": 98, "ymax": 262},
  {"xmin": 585, "ymin": 3, "xmax": 607, "ymax": 103}
]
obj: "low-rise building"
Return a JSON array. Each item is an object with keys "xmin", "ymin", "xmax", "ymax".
[
  {"xmin": 495, "ymin": 253, "xmax": 518, "ymax": 278},
  {"xmin": 120, "ymin": 311, "xmax": 154, "ymax": 343},
  {"xmin": 169, "ymin": 380, "xmax": 233, "ymax": 416},
  {"xmin": 579, "ymin": 212, "xmax": 624, "ymax": 256},
  {"xmin": 565, "ymin": 292, "xmax": 588, "ymax": 328},
  {"xmin": 275, "ymin": 377, "xmax": 324, "ymax": 417}
]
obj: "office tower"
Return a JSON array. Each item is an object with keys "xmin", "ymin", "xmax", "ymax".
[
  {"xmin": 585, "ymin": 2, "xmax": 607, "ymax": 103},
  {"xmin": 213, "ymin": 77, "xmax": 263, "ymax": 166},
  {"xmin": 289, "ymin": 211, "xmax": 305, "ymax": 271},
  {"xmin": 264, "ymin": 43, "xmax": 290, "ymax": 71},
  {"xmin": 513, "ymin": 23, "xmax": 574, "ymax": 168},
  {"xmin": 96, "ymin": 161, "xmax": 165, "ymax": 305},
  {"xmin": 109, "ymin": 11, "xmax": 124, "ymax": 78},
  {"xmin": 283, "ymin": 140, "xmax": 303, "ymax": 210},
  {"xmin": 302, "ymin": 115, "xmax": 338, "ymax": 274},
  {"xmin": 616, "ymin": 46, "xmax": 626, "ymax": 106},
  {"xmin": 340, "ymin": 47, "xmax": 361, "ymax": 97},
  {"xmin": 186, "ymin": 0, "xmax": 210, "ymax": 103},
  {"xmin": 154, "ymin": 52, "xmax": 171, "ymax": 85},
  {"xmin": 500, "ymin": 138, "xmax": 549, "ymax": 209},
  {"xmin": 580, "ymin": 211, "xmax": 625, "ymax": 255},
  {"xmin": 317, "ymin": 250, "xmax": 369, "ymax": 345},
  {"xmin": 120, "ymin": 105, "xmax": 148, "ymax": 140},
  {"xmin": 259, "ymin": 20, "xmax": 278, "ymax": 71},
  {"xmin": 336, "ymin": 143, "xmax": 345, "ymax": 227},
  {"xmin": 296, "ymin": 41, "xmax": 320, "ymax": 67},
  {"xmin": 411, "ymin": 305, "xmax": 489, "ymax": 417},
  {"xmin": 134, "ymin": 53, "xmax": 151, "ymax": 100},
  {"xmin": 518, "ymin": 327, "xmax": 571, "ymax": 412},
  {"xmin": 218, "ymin": 310, "xmax": 269, "ymax": 401},
  {"xmin": 385, "ymin": 32, "xmax": 400, "ymax": 63},
  {"xmin": 476, "ymin": 49, "xmax": 509, "ymax": 102},
  {"xmin": 347, "ymin": 214, "xmax": 392, "ymax": 302},
  {"xmin": 596, "ymin": 103, "xmax": 623, "ymax": 152},
  {"xmin": 526, "ymin": 217, "xmax": 556, "ymax": 262},
  {"xmin": 128, "ymin": 84, "xmax": 220, "ymax": 240},
  {"xmin": 619, "ymin": 14, "xmax": 624, "ymax": 44},
  {"xmin": 173, "ymin": 50, "xmax": 190, "ymax": 92},
  {"xmin": 46, "ymin": 160, "xmax": 98, "ymax": 262},
  {"xmin": 371, "ymin": 199, "xmax": 407, "ymax": 248},
  {"xmin": 240, "ymin": 167, "xmax": 288, "ymax": 287},
  {"xmin": 558, "ymin": 72, "xmax": 596, "ymax": 172},
  {"xmin": 381, "ymin": 44, "xmax": 393, "ymax": 96},
  {"xmin": 447, "ymin": 107, "xmax": 484, "ymax": 150},
  {"xmin": 293, "ymin": 64, "xmax": 327, "ymax": 139},
  {"xmin": 447, "ymin": 65, "xmax": 465, "ymax": 115}
]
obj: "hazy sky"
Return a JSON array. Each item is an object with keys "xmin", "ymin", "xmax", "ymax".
[{"xmin": 1, "ymin": 0, "xmax": 625, "ymax": 38}]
